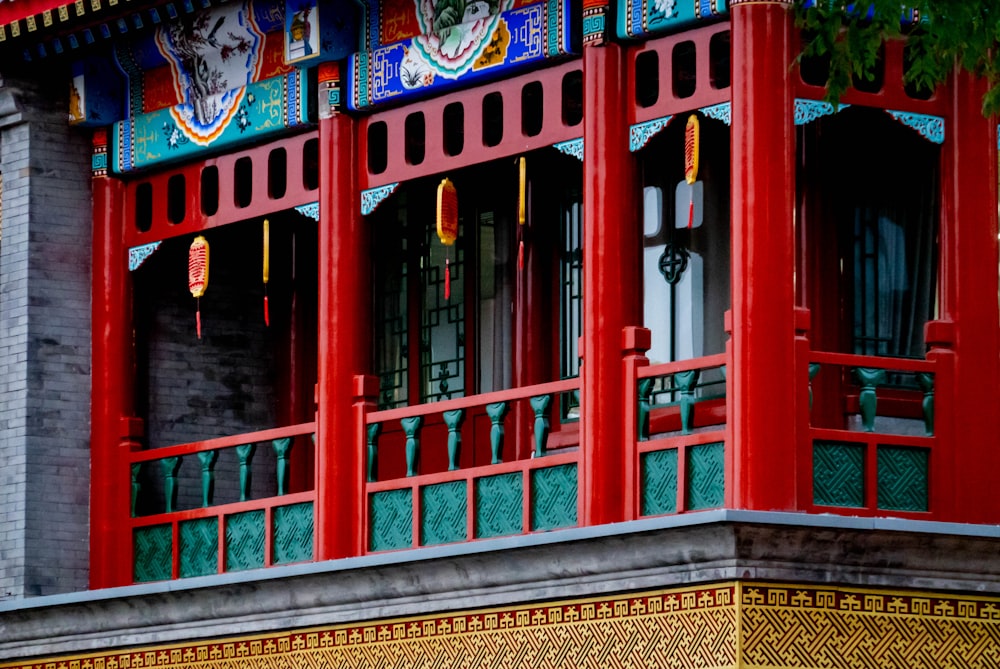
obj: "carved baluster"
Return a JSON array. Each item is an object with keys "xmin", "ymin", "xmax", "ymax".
[
  {"xmin": 917, "ymin": 372, "xmax": 934, "ymax": 436},
  {"xmin": 366, "ymin": 423, "xmax": 381, "ymax": 483},
  {"xmin": 272, "ymin": 438, "xmax": 293, "ymax": 495},
  {"xmin": 486, "ymin": 402, "xmax": 510, "ymax": 464},
  {"xmin": 674, "ymin": 370, "xmax": 701, "ymax": 435},
  {"xmin": 808, "ymin": 363, "xmax": 821, "ymax": 412},
  {"xmin": 529, "ymin": 394, "xmax": 552, "ymax": 457},
  {"xmin": 442, "ymin": 409, "xmax": 465, "ymax": 471},
  {"xmin": 235, "ymin": 444, "xmax": 256, "ymax": 501},
  {"xmin": 161, "ymin": 456, "xmax": 182, "ymax": 513},
  {"xmin": 853, "ymin": 367, "xmax": 887, "ymax": 433},
  {"xmin": 130, "ymin": 463, "xmax": 142, "ymax": 518},
  {"xmin": 197, "ymin": 450, "xmax": 218, "ymax": 507},
  {"xmin": 637, "ymin": 378, "xmax": 654, "ymax": 442},
  {"xmin": 401, "ymin": 416, "xmax": 422, "ymax": 477}
]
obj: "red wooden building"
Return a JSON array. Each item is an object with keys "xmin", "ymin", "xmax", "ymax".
[{"xmin": 1, "ymin": 0, "xmax": 999, "ymax": 665}]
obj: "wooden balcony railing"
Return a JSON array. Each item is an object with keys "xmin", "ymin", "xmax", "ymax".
[
  {"xmin": 622, "ymin": 326, "xmax": 730, "ymax": 520},
  {"xmin": 357, "ymin": 377, "xmax": 582, "ymax": 552},
  {"xmin": 127, "ymin": 422, "xmax": 316, "ymax": 582},
  {"xmin": 797, "ymin": 314, "xmax": 955, "ymax": 518}
]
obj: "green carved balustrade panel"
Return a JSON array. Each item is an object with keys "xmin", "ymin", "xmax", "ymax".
[
  {"xmin": 225, "ymin": 510, "xmax": 265, "ymax": 572},
  {"xmin": 641, "ymin": 448, "xmax": 678, "ymax": 516},
  {"xmin": 475, "ymin": 473, "xmax": 523, "ymax": 539},
  {"xmin": 273, "ymin": 502, "xmax": 314, "ymax": 564},
  {"xmin": 420, "ymin": 481, "xmax": 467, "ymax": 546},
  {"xmin": 687, "ymin": 442, "xmax": 724, "ymax": 510},
  {"xmin": 813, "ymin": 441, "xmax": 865, "ymax": 508},
  {"xmin": 134, "ymin": 524, "xmax": 173, "ymax": 583},
  {"xmin": 179, "ymin": 518, "xmax": 218, "ymax": 578},
  {"xmin": 370, "ymin": 489, "xmax": 413, "ymax": 552},
  {"xmin": 531, "ymin": 464, "xmax": 578, "ymax": 531},
  {"xmin": 877, "ymin": 447, "xmax": 928, "ymax": 512}
]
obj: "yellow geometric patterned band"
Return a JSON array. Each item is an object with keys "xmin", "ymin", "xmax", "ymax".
[{"xmin": 3, "ymin": 583, "xmax": 999, "ymax": 669}]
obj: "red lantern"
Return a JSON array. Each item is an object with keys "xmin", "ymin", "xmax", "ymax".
[{"xmin": 188, "ymin": 235, "xmax": 209, "ymax": 338}]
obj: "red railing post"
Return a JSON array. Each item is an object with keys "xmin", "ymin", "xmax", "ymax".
[
  {"xmin": 316, "ymin": 63, "xmax": 371, "ymax": 560},
  {"xmin": 354, "ymin": 374, "xmax": 379, "ymax": 553},
  {"xmin": 729, "ymin": 0, "xmax": 798, "ymax": 511},
  {"xmin": 793, "ymin": 308, "xmax": 812, "ymax": 511},
  {"xmin": 924, "ymin": 320, "xmax": 956, "ymax": 521},
  {"xmin": 622, "ymin": 327, "xmax": 651, "ymax": 521}
]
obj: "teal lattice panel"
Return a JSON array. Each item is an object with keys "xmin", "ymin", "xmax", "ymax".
[
  {"xmin": 225, "ymin": 510, "xmax": 265, "ymax": 572},
  {"xmin": 641, "ymin": 448, "xmax": 678, "ymax": 516},
  {"xmin": 531, "ymin": 464, "xmax": 578, "ymax": 531},
  {"xmin": 133, "ymin": 524, "xmax": 172, "ymax": 583},
  {"xmin": 369, "ymin": 489, "xmax": 413, "ymax": 552},
  {"xmin": 475, "ymin": 473, "xmax": 523, "ymax": 539},
  {"xmin": 273, "ymin": 502, "xmax": 314, "ymax": 565},
  {"xmin": 813, "ymin": 441, "xmax": 865, "ymax": 507},
  {"xmin": 421, "ymin": 481, "xmax": 468, "ymax": 546},
  {"xmin": 687, "ymin": 442, "xmax": 724, "ymax": 510},
  {"xmin": 878, "ymin": 446, "xmax": 929, "ymax": 512},
  {"xmin": 179, "ymin": 518, "xmax": 218, "ymax": 578}
]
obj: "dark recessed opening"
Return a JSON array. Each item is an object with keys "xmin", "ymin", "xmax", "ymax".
[
  {"xmin": 405, "ymin": 112, "xmax": 425, "ymax": 165},
  {"xmin": 562, "ymin": 69, "xmax": 583, "ymax": 126},
  {"xmin": 268, "ymin": 148, "xmax": 287, "ymax": 199},
  {"xmin": 368, "ymin": 121, "xmax": 388, "ymax": 174},
  {"xmin": 853, "ymin": 44, "xmax": 884, "ymax": 93},
  {"xmin": 672, "ymin": 41, "xmax": 697, "ymax": 99},
  {"xmin": 166, "ymin": 174, "xmax": 185, "ymax": 224},
  {"xmin": 234, "ymin": 156, "xmax": 253, "ymax": 208},
  {"xmin": 200, "ymin": 166, "xmax": 219, "ymax": 216},
  {"xmin": 483, "ymin": 92, "xmax": 504, "ymax": 147},
  {"xmin": 303, "ymin": 138, "xmax": 318, "ymax": 191},
  {"xmin": 709, "ymin": 31, "xmax": 730, "ymax": 89},
  {"xmin": 521, "ymin": 81, "xmax": 543, "ymax": 137},
  {"xmin": 635, "ymin": 50, "xmax": 659, "ymax": 108},
  {"xmin": 135, "ymin": 182, "xmax": 153, "ymax": 233},
  {"xmin": 443, "ymin": 102, "xmax": 465, "ymax": 156}
]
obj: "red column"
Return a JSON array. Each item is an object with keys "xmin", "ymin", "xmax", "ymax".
[
  {"xmin": 90, "ymin": 131, "xmax": 133, "ymax": 588},
  {"xmin": 729, "ymin": 0, "xmax": 798, "ymax": 510},
  {"xmin": 581, "ymin": 42, "xmax": 641, "ymax": 525},
  {"xmin": 940, "ymin": 71, "xmax": 1000, "ymax": 523},
  {"xmin": 316, "ymin": 64, "xmax": 371, "ymax": 559}
]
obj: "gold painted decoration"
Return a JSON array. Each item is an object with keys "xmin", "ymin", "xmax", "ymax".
[
  {"xmin": 188, "ymin": 235, "xmax": 209, "ymax": 338},
  {"xmin": 684, "ymin": 114, "xmax": 699, "ymax": 184},
  {"xmin": 262, "ymin": 219, "xmax": 270, "ymax": 326}
]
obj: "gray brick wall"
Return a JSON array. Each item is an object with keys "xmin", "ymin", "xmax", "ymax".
[{"xmin": 0, "ymin": 70, "xmax": 92, "ymax": 598}]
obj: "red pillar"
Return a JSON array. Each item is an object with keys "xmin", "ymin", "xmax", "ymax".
[
  {"xmin": 581, "ymin": 42, "xmax": 640, "ymax": 525},
  {"xmin": 729, "ymin": 0, "xmax": 798, "ymax": 510},
  {"xmin": 90, "ymin": 131, "xmax": 133, "ymax": 588},
  {"xmin": 316, "ymin": 64, "xmax": 371, "ymax": 559},
  {"xmin": 941, "ymin": 71, "xmax": 1000, "ymax": 523}
]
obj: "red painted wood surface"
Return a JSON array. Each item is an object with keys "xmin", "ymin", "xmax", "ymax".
[
  {"xmin": 90, "ymin": 164, "xmax": 133, "ymax": 589},
  {"xmin": 729, "ymin": 1, "xmax": 797, "ymax": 511},
  {"xmin": 581, "ymin": 42, "xmax": 641, "ymax": 526},
  {"xmin": 316, "ymin": 110, "xmax": 370, "ymax": 560}
]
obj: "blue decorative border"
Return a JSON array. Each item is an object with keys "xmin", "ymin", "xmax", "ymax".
[
  {"xmin": 629, "ymin": 115, "xmax": 673, "ymax": 152},
  {"xmin": 128, "ymin": 242, "xmax": 162, "ymax": 271},
  {"xmin": 698, "ymin": 102, "xmax": 730, "ymax": 126},
  {"xmin": 361, "ymin": 183, "xmax": 399, "ymax": 216},
  {"xmin": 553, "ymin": 138, "xmax": 583, "ymax": 161},
  {"xmin": 295, "ymin": 202, "xmax": 320, "ymax": 221},
  {"xmin": 885, "ymin": 110, "xmax": 944, "ymax": 144},
  {"xmin": 793, "ymin": 99, "xmax": 850, "ymax": 126}
]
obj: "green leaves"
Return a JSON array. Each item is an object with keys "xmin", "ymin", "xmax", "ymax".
[{"xmin": 794, "ymin": 1, "xmax": 1000, "ymax": 115}]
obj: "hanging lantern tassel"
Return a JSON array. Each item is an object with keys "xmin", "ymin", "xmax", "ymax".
[
  {"xmin": 188, "ymin": 235, "xmax": 210, "ymax": 339},
  {"xmin": 684, "ymin": 115, "xmax": 700, "ymax": 230},
  {"xmin": 437, "ymin": 177, "xmax": 458, "ymax": 300},
  {"xmin": 262, "ymin": 218, "xmax": 270, "ymax": 326}
]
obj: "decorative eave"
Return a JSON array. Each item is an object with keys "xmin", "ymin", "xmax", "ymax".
[{"xmin": 0, "ymin": 0, "xmax": 213, "ymax": 61}]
